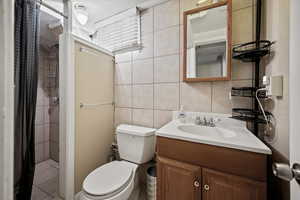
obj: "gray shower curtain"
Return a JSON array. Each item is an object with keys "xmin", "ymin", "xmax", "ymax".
[{"xmin": 14, "ymin": 0, "xmax": 40, "ymax": 199}]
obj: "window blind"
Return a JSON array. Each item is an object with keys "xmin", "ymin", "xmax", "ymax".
[{"xmin": 94, "ymin": 8, "xmax": 141, "ymax": 53}]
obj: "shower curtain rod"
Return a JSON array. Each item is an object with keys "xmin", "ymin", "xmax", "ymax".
[{"xmin": 35, "ymin": 0, "xmax": 68, "ymax": 19}]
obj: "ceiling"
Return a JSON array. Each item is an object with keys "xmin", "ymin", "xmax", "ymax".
[
  {"xmin": 42, "ymin": 0, "xmax": 167, "ymax": 32},
  {"xmin": 73, "ymin": 0, "xmax": 150, "ymax": 28}
]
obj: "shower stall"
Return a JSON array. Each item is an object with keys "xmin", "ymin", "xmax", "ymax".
[{"xmin": 31, "ymin": 8, "xmax": 63, "ymax": 200}]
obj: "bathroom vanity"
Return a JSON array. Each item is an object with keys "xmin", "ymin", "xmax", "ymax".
[{"xmin": 156, "ymin": 112, "xmax": 271, "ymax": 200}]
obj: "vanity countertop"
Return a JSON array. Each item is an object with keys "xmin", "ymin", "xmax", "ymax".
[{"xmin": 156, "ymin": 114, "xmax": 272, "ymax": 155}]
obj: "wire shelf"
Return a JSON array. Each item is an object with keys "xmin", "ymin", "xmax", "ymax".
[
  {"xmin": 231, "ymin": 108, "xmax": 271, "ymax": 124},
  {"xmin": 232, "ymin": 40, "xmax": 274, "ymax": 62},
  {"xmin": 231, "ymin": 87, "xmax": 267, "ymax": 98}
]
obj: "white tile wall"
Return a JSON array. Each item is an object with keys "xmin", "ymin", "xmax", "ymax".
[
  {"xmin": 180, "ymin": 82, "xmax": 212, "ymax": 112},
  {"xmin": 115, "ymin": 108, "xmax": 132, "ymax": 126},
  {"xmin": 154, "ymin": 0, "xmax": 180, "ymax": 31},
  {"xmin": 115, "ymin": 85, "xmax": 132, "ymax": 107},
  {"xmin": 115, "ymin": 62, "xmax": 132, "ymax": 85},
  {"xmin": 154, "ymin": 83, "xmax": 180, "ymax": 110},
  {"xmin": 132, "ymin": 85, "xmax": 154, "ymax": 109},
  {"xmin": 35, "ymin": 50, "xmax": 60, "ymax": 163},
  {"xmin": 132, "ymin": 59, "xmax": 154, "ymax": 84},
  {"xmin": 133, "ymin": 33, "xmax": 154, "ymax": 60},
  {"xmin": 141, "ymin": 8, "xmax": 154, "ymax": 35},
  {"xmin": 132, "ymin": 109, "xmax": 154, "ymax": 127},
  {"xmin": 114, "ymin": 0, "xmax": 256, "ymax": 129},
  {"xmin": 154, "ymin": 26, "xmax": 180, "ymax": 57},
  {"xmin": 154, "ymin": 54, "xmax": 180, "ymax": 83}
]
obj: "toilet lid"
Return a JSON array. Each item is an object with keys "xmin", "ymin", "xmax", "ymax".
[{"xmin": 83, "ymin": 161, "xmax": 133, "ymax": 196}]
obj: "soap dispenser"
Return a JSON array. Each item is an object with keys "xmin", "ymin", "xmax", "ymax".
[{"xmin": 178, "ymin": 105, "xmax": 186, "ymax": 123}]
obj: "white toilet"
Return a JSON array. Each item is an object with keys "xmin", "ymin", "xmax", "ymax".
[{"xmin": 78, "ymin": 124, "xmax": 156, "ymax": 200}]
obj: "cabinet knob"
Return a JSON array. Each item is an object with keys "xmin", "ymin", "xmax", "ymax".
[
  {"xmin": 194, "ymin": 181, "xmax": 200, "ymax": 188},
  {"xmin": 204, "ymin": 184, "xmax": 210, "ymax": 191}
]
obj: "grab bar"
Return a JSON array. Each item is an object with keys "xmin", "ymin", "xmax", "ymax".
[{"xmin": 80, "ymin": 102, "xmax": 114, "ymax": 108}]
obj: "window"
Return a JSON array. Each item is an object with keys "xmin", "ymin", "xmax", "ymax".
[{"xmin": 94, "ymin": 8, "xmax": 141, "ymax": 53}]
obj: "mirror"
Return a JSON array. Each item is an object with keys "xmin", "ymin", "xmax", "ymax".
[{"xmin": 183, "ymin": 1, "xmax": 232, "ymax": 82}]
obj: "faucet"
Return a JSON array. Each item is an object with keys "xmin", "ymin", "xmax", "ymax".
[{"xmin": 195, "ymin": 116, "xmax": 217, "ymax": 127}]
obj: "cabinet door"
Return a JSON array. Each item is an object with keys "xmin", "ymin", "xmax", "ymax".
[
  {"xmin": 157, "ymin": 156, "xmax": 201, "ymax": 200},
  {"xmin": 202, "ymin": 168, "xmax": 267, "ymax": 200}
]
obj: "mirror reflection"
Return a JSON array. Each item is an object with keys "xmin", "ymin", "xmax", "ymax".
[{"xmin": 186, "ymin": 4, "xmax": 229, "ymax": 79}]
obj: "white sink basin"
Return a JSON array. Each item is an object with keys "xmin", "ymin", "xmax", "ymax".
[
  {"xmin": 155, "ymin": 111, "xmax": 272, "ymax": 155},
  {"xmin": 177, "ymin": 125, "xmax": 237, "ymax": 138}
]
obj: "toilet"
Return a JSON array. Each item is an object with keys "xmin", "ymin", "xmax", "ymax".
[{"xmin": 77, "ymin": 124, "xmax": 156, "ymax": 200}]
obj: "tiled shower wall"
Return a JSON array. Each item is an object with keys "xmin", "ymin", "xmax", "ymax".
[
  {"xmin": 114, "ymin": 0, "xmax": 257, "ymax": 129},
  {"xmin": 35, "ymin": 48, "xmax": 59, "ymax": 163}
]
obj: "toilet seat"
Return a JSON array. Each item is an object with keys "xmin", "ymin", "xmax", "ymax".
[{"xmin": 80, "ymin": 161, "xmax": 137, "ymax": 200}]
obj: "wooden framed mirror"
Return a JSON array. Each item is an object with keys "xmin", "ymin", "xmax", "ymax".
[{"xmin": 183, "ymin": 0, "xmax": 232, "ymax": 82}]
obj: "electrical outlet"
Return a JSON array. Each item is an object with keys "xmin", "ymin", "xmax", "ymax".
[{"xmin": 263, "ymin": 75, "xmax": 283, "ymax": 97}]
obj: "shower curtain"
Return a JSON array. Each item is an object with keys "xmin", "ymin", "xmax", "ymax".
[{"xmin": 14, "ymin": 0, "xmax": 40, "ymax": 199}]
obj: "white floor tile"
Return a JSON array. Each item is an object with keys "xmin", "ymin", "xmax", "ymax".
[
  {"xmin": 31, "ymin": 186, "xmax": 49, "ymax": 200},
  {"xmin": 32, "ymin": 159, "xmax": 60, "ymax": 200},
  {"xmin": 38, "ymin": 176, "xmax": 59, "ymax": 196}
]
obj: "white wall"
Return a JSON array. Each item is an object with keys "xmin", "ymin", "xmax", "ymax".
[{"xmin": 264, "ymin": 0, "xmax": 290, "ymax": 159}]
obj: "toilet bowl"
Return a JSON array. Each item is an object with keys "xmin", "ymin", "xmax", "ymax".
[{"xmin": 78, "ymin": 125, "xmax": 156, "ymax": 200}]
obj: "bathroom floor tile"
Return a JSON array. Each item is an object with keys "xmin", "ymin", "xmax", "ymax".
[
  {"xmin": 31, "ymin": 186, "xmax": 49, "ymax": 200},
  {"xmin": 38, "ymin": 176, "xmax": 59, "ymax": 197},
  {"xmin": 32, "ymin": 159, "xmax": 60, "ymax": 200}
]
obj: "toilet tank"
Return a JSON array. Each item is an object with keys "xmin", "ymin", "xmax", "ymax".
[{"xmin": 116, "ymin": 124, "xmax": 156, "ymax": 164}]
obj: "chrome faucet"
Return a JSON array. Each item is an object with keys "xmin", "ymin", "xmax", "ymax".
[{"xmin": 195, "ymin": 116, "xmax": 217, "ymax": 127}]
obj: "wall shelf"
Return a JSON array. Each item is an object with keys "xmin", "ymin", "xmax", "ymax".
[
  {"xmin": 231, "ymin": 87, "xmax": 267, "ymax": 98},
  {"xmin": 232, "ymin": 40, "xmax": 274, "ymax": 62}
]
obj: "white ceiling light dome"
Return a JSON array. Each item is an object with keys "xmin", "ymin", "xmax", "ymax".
[{"xmin": 74, "ymin": 3, "xmax": 89, "ymax": 25}]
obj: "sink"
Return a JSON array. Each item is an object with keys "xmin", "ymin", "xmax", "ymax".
[
  {"xmin": 177, "ymin": 125, "xmax": 237, "ymax": 138},
  {"xmin": 177, "ymin": 125, "xmax": 216, "ymax": 136},
  {"xmin": 156, "ymin": 111, "xmax": 272, "ymax": 155}
]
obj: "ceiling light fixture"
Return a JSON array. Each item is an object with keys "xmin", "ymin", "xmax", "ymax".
[
  {"xmin": 74, "ymin": 3, "xmax": 89, "ymax": 25},
  {"xmin": 196, "ymin": 0, "xmax": 211, "ymax": 6}
]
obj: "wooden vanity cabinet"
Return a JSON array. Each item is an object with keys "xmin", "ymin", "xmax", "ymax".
[
  {"xmin": 157, "ymin": 157, "xmax": 202, "ymax": 200},
  {"xmin": 157, "ymin": 136, "xmax": 267, "ymax": 200},
  {"xmin": 202, "ymin": 168, "xmax": 266, "ymax": 200}
]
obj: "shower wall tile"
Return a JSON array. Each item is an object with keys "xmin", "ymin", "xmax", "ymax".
[
  {"xmin": 35, "ymin": 143, "xmax": 45, "ymax": 163},
  {"xmin": 45, "ymin": 142, "xmax": 50, "ymax": 159},
  {"xmin": 35, "ymin": 125, "xmax": 45, "ymax": 144},
  {"xmin": 50, "ymin": 142, "xmax": 59, "ymax": 162},
  {"xmin": 35, "ymin": 106, "xmax": 45, "ymax": 125},
  {"xmin": 50, "ymin": 124, "xmax": 59, "ymax": 143},
  {"xmin": 35, "ymin": 49, "xmax": 59, "ymax": 163}
]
